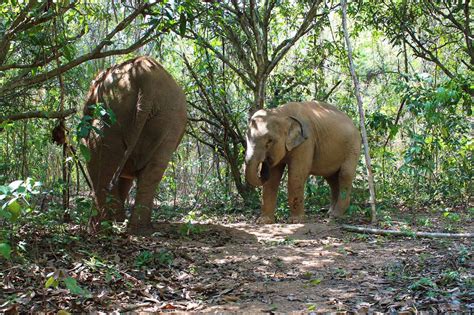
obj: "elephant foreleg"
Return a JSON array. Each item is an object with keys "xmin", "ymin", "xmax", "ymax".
[
  {"xmin": 287, "ymin": 162, "xmax": 310, "ymax": 223},
  {"xmin": 258, "ymin": 164, "xmax": 285, "ymax": 224}
]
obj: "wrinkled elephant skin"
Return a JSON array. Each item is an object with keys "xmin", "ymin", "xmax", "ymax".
[
  {"xmin": 245, "ymin": 101, "xmax": 361, "ymax": 223},
  {"xmin": 83, "ymin": 56, "xmax": 187, "ymax": 234}
]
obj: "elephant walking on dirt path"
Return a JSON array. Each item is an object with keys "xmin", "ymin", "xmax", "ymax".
[
  {"xmin": 245, "ymin": 101, "xmax": 361, "ymax": 224},
  {"xmin": 83, "ymin": 56, "xmax": 187, "ymax": 235}
]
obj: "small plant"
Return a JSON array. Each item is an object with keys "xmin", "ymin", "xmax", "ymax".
[
  {"xmin": 178, "ymin": 210, "xmax": 208, "ymax": 236},
  {"xmin": 179, "ymin": 222, "xmax": 207, "ymax": 236},
  {"xmin": 442, "ymin": 210, "xmax": 460, "ymax": 223},
  {"xmin": 307, "ymin": 304, "xmax": 317, "ymax": 311},
  {"xmin": 0, "ymin": 178, "xmax": 41, "ymax": 259},
  {"xmin": 333, "ymin": 268, "xmax": 348, "ymax": 278},
  {"xmin": 440, "ymin": 270, "xmax": 459, "ymax": 285},
  {"xmin": 417, "ymin": 217, "xmax": 432, "ymax": 227},
  {"xmin": 156, "ymin": 249, "xmax": 174, "ymax": 267},
  {"xmin": 457, "ymin": 245, "xmax": 470, "ymax": 265},
  {"xmin": 135, "ymin": 250, "xmax": 154, "ymax": 268},
  {"xmin": 135, "ymin": 249, "xmax": 174, "ymax": 268},
  {"xmin": 45, "ymin": 271, "xmax": 91, "ymax": 298},
  {"xmin": 273, "ymin": 257, "xmax": 284, "ymax": 269},
  {"xmin": 309, "ymin": 278, "xmax": 323, "ymax": 286},
  {"xmin": 409, "ymin": 277, "xmax": 437, "ymax": 291}
]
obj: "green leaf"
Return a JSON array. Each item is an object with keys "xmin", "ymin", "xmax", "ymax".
[
  {"xmin": 45, "ymin": 276, "xmax": 59, "ymax": 289},
  {"xmin": 0, "ymin": 185, "xmax": 9, "ymax": 200},
  {"xmin": 64, "ymin": 277, "xmax": 91, "ymax": 297},
  {"xmin": 0, "ymin": 243, "xmax": 12, "ymax": 259},
  {"xmin": 8, "ymin": 180, "xmax": 23, "ymax": 191},
  {"xmin": 7, "ymin": 199, "xmax": 21, "ymax": 221},
  {"xmin": 309, "ymin": 278, "xmax": 322, "ymax": 286},
  {"xmin": 79, "ymin": 144, "xmax": 91, "ymax": 162},
  {"xmin": 106, "ymin": 108, "xmax": 116, "ymax": 124}
]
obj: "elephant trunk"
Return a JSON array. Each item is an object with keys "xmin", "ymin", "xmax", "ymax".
[{"xmin": 245, "ymin": 158, "xmax": 270, "ymax": 187}]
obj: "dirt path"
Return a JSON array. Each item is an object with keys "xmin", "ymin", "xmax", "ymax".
[
  {"xmin": 1, "ymin": 221, "xmax": 472, "ymax": 313},
  {"xmin": 169, "ymin": 222, "xmax": 472, "ymax": 313}
]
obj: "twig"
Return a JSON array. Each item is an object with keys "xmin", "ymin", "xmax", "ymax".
[
  {"xmin": 68, "ymin": 144, "xmax": 93, "ymax": 190},
  {"xmin": 118, "ymin": 302, "xmax": 152, "ymax": 312},
  {"xmin": 341, "ymin": 224, "xmax": 474, "ymax": 239},
  {"xmin": 322, "ymin": 80, "xmax": 341, "ymax": 101}
]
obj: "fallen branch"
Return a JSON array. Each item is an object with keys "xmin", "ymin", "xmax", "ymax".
[
  {"xmin": 0, "ymin": 108, "xmax": 76, "ymax": 124},
  {"xmin": 341, "ymin": 224, "xmax": 474, "ymax": 239}
]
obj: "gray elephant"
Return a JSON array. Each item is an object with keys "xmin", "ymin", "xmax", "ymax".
[
  {"xmin": 245, "ymin": 101, "xmax": 361, "ymax": 223},
  {"xmin": 83, "ymin": 56, "xmax": 187, "ymax": 234}
]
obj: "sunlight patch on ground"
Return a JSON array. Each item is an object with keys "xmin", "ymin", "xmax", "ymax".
[{"xmin": 225, "ymin": 223, "xmax": 336, "ymax": 242}]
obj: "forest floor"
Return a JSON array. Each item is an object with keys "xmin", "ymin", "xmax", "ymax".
[{"xmin": 0, "ymin": 206, "xmax": 472, "ymax": 313}]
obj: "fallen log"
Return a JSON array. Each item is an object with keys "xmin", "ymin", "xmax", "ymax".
[{"xmin": 341, "ymin": 224, "xmax": 474, "ymax": 239}]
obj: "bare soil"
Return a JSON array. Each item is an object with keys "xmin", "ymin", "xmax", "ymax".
[{"xmin": 1, "ymin": 211, "xmax": 472, "ymax": 314}]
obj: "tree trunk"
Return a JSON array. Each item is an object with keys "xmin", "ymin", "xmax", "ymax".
[
  {"xmin": 341, "ymin": 0, "xmax": 377, "ymax": 223},
  {"xmin": 252, "ymin": 76, "xmax": 267, "ymax": 115},
  {"xmin": 62, "ymin": 143, "xmax": 70, "ymax": 221}
]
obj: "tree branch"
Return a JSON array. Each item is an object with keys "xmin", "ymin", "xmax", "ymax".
[
  {"xmin": 0, "ymin": 108, "xmax": 76, "ymax": 124},
  {"xmin": 322, "ymin": 80, "xmax": 342, "ymax": 101},
  {"xmin": 187, "ymin": 30, "xmax": 255, "ymax": 89},
  {"xmin": 0, "ymin": 4, "xmax": 164, "ymax": 95},
  {"xmin": 267, "ymin": 1, "xmax": 324, "ymax": 75}
]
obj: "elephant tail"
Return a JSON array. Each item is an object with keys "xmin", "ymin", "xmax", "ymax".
[{"xmin": 107, "ymin": 89, "xmax": 152, "ymax": 191}]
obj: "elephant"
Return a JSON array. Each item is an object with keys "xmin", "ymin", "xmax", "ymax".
[
  {"xmin": 83, "ymin": 56, "xmax": 187, "ymax": 234},
  {"xmin": 245, "ymin": 101, "xmax": 361, "ymax": 224}
]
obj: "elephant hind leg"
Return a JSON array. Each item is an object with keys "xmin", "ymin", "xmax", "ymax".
[
  {"xmin": 129, "ymin": 138, "xmax": 179, "ymax": 235},
  {"xmin": 325, "ymin": 172, "xmax": 340, "ymax": 214},
  {"xmin": 331, "ymin": 161, "xmax": 357, "ymax": 218},
  {"xmin": 114, "ymin": 177, "xmax": 134, "ymax": 222}
]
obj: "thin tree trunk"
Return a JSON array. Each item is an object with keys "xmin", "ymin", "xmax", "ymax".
[
  {"xmin": 62, "ymin": 144, "xmax": 70, "ymax": 220},
  {"xmin": 252, "ymin": 76, "xmax": 267, "ymax": 114},
  {"xmin": 21, "ymin": 120, "xmax": 28, "ymax": 178},
  {"xmin": 341, "ymin": 0, "xmax": 377, "ymax": 223}
]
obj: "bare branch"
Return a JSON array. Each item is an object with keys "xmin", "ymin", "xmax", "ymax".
[
  {"xmin": 322, "ymin": 80, "xmax": 342, "ymax": 101},
  {"xmin": 187, "ymin": 30, "xmax": 255, "ymax": 89},
  {"xmin": 267, "ymin": 1, "xmax": 324, "ymax": 75},
  {"xmin": 0, "ymin": 108, "xmax": 76, "ymax": 124}
]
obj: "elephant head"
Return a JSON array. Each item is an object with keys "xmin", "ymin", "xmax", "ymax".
[{"xmin": 245, "ymin": 109, "xmax": 309, "ymax": 187}]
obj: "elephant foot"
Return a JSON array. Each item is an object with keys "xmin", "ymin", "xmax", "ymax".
[
  {"xmin": 328, "ymin": 207, "xmax": 345, "ymax": 219},
  {"xmin": 289, "ymin": 215, "xmax": 306, "ymax": 224},
  {"xmin": 256, "ymin": 215, "xmax": 275, "ymax": 224},
  {"xmin": 128, "ymin": 223, "xmax": 156, "ymax": 236},
  {"xmin": 113, "ymin": 214, "xmax": 127, "ymax": 223}
]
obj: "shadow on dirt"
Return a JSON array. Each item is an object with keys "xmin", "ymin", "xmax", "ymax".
[{"xmin": 152, "ymin": 222, "xmax": 258, "ymax": 246}]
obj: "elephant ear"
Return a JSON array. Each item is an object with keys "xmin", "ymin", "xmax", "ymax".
[{"xmin": 286, "ymin": 116, "xmax": 309, "ymax": 151}]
